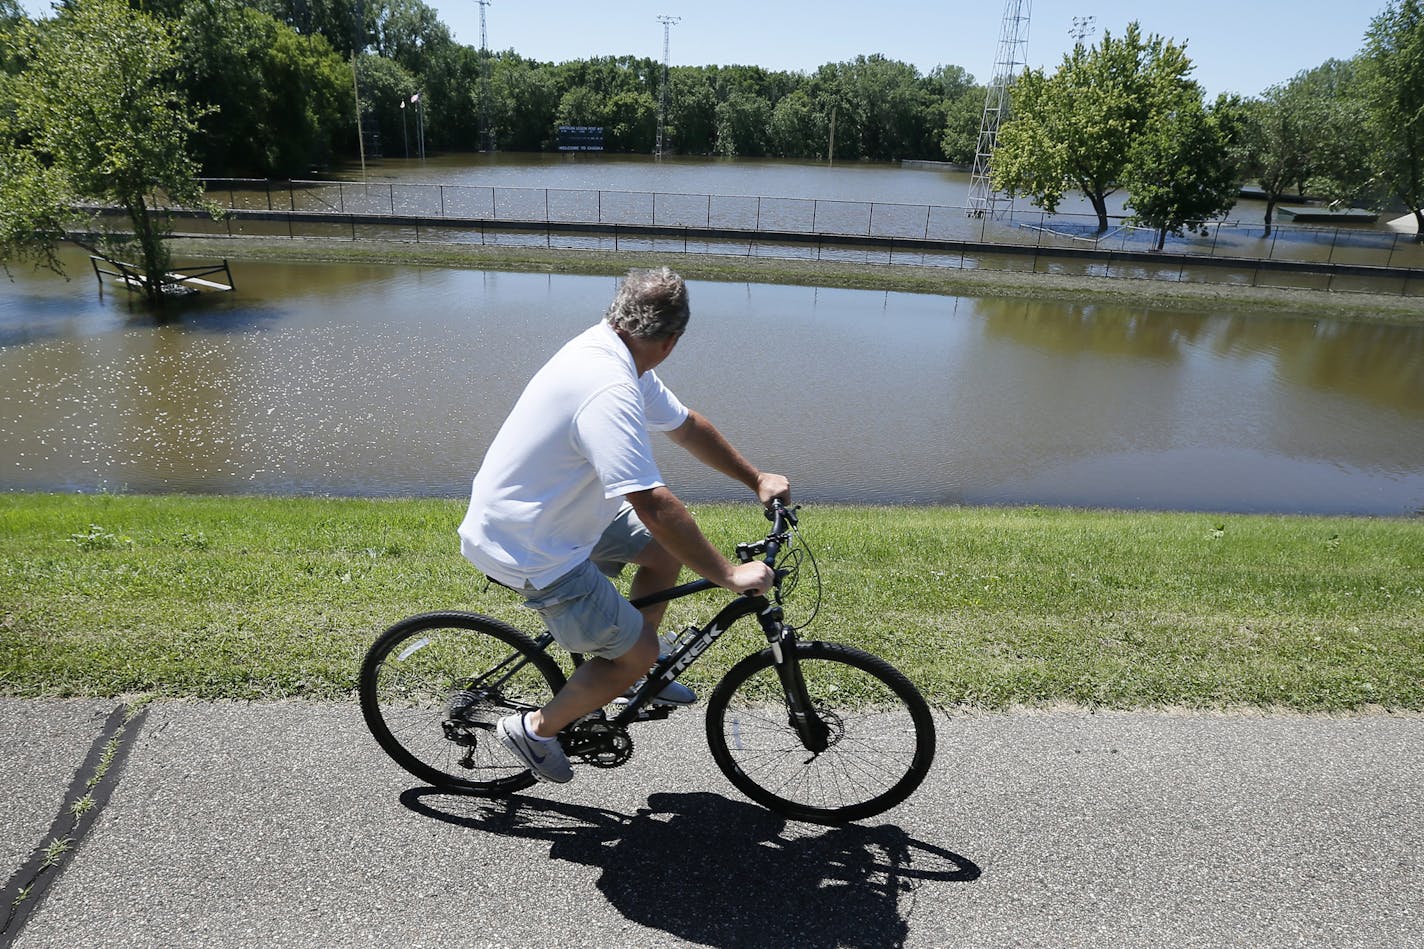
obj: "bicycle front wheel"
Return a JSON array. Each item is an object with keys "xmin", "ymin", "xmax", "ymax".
[
  {"xmin": 706, "ymin": 641, "xmax": 935, "ymax": 825},
  {"xmin": 359, "ymin": 611, "xmax": 566, "ymax": 795}
]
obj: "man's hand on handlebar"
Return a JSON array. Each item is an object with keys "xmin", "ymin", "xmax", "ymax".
[
  {"xmin": 726, "ymin": 560, "xmax": 775, "ymax": 598},
  {"xmin": 756, "ymin": 472, "xmax": 791, "ymax": 508}
]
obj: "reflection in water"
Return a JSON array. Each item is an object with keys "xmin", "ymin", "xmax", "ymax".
[{"xmin": 2, "ymin": 248, "xmax": 1422, "ymax": 515}]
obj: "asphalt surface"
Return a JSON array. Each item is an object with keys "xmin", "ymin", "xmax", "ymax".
[{"xmin": 2, "ymin": 698, "xmax": 1420, "ymax": 948}]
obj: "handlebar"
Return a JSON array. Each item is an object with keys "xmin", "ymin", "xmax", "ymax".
[{"xmin": 736, "ymin": 500, "xmax": 799, "ymax": 569}]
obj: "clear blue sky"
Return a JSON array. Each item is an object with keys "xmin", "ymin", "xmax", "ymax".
[{"xmin": 428, "ymin": 0, "xmax": 1384, "ymax": 99}]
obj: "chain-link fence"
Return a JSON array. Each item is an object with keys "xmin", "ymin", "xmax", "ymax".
[{"xmin": 188, "ymin": 178, "xmax": 1424, "ymax": 296}]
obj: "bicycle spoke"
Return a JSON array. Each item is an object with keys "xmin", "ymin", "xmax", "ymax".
[{"xmin": 709, "ymin": 644, "xmax": 934, "ymax": 823}]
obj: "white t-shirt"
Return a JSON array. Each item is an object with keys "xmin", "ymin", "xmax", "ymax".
[{"xmin": 458, "ymin": 320, "xmax": 690, "ymax": 588}]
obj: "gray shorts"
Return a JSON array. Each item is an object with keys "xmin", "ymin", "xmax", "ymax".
[{"xmin": 519, "ymin": 504, "xmax": 652, "ymax": 660}]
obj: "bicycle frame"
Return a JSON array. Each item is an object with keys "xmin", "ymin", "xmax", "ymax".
[
  {"xmin": 603, "ymin": 576, "xmax": 829, "ymax": 751},
  {"xmin": 504, "ymin": 502, "xmax": 830, "ymax": 752}
]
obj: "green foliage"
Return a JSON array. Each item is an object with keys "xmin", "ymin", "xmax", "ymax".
[
  {"xmin": 368, "ymin": 0, "xmax": 452, "ymax": 78},
  {"xmin": 358, "ymin": 54, "xmax": 420, "ymax": 159},
  {"xmin": 1290, "ymin": 59, "xmax": 1378, "ymax": 208},
  {"xmin": 1238, "ymin": 79, "xmax": 1318, "ymax": 235},
  {"xmin": 936, "ymin": 85, "xmax": 986, "ymax": 165},
  {"xmin": 1123, "ymin": 95, "xmax": 1244, "ymax": 247},
  {"xmin": 994, "ymin": 22, "xmax": 1202, "ymax": 232},
  {"xmin": 1362, "ymin": 0, "xmax": 1424, "ymax": 233},
  {"xmin": 768, "ymin": 90, "xmax": 827, "ymax": 159},
  {"xmin": 714, "ymin": 90, "xmax": 772, "ymax": 157},
  {"xmin": 0, "ymin": 0, "xmax": 211, "ymax": 301},
  {"xmin": 177, "ymin": 0, "xmax": 352, "ymax": 177}
]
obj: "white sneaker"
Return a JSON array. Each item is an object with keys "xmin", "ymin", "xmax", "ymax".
[{"xmin": 495, "ymin": 713, "xmax": 573, "ymax": 783}]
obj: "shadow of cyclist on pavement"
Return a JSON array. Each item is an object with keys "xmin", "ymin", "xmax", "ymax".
[{"xmin": 401, "ymin": 788, "xmax": 980, "ymax": 949}]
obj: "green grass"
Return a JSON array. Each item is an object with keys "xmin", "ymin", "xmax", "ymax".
[{"xmin": 2, "ymin": 492, "xmax": 1422, "ymax": 710}]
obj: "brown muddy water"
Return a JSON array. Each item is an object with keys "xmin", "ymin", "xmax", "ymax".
[{"xmin": 3, "ymin": 249, "xmax": 1422, "ymax": 515}]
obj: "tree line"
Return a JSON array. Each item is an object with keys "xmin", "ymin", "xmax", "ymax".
[
  {"xmin": 993, "ymin": 9, "xmax": 1424, "ymax": 244},
  {"xmin": 2, "ymin": 0, "xmax": 1422, "ymax": 304}
]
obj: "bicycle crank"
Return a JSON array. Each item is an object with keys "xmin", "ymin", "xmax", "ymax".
[{"xmin": 563, "ymin": 719, "xmax": 633, "ymax": 769}]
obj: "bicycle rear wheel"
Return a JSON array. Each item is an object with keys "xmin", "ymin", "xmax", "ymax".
[
  {"xmin": 705, "ymin": 641, "xmax": 935, "ymax": 825},
  {"xmin": 359, "ymin": 611, "xmax": 566, "ymax": 795}
]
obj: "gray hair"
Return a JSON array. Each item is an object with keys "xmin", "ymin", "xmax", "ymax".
[{"xmin": 605, "ymin": 267, "xmax": 690, "ymax": 340}]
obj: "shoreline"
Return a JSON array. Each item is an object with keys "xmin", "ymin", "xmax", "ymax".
[{"xmin": 170, "ymin": 236, "xmax": 1424, "ymax": 324}]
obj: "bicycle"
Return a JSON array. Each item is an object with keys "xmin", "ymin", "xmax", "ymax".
[{"xmin": 359, "ymin": 502, "xmax": 936, "ymax": 825}]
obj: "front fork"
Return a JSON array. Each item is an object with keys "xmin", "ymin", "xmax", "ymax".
[{"xmin": 757, "ymin": 600, "xmax": 830, "ymax": 754}]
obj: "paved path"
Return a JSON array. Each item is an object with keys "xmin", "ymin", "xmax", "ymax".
[{"xmin": 3, "ymin": 699, "xmax": 1420, "ymax": 947}]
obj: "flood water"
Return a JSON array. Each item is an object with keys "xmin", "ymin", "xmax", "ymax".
[{"xmin": 4, "ymin": 247, "xmax": 1423, "ymax": 515}]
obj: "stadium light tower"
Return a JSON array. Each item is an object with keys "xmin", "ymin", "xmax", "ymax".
[
  {"xmin": 478, "ymin": 0, "xmax": 494, "ymax": 151},
  {"xmin": 656, "ymin": 15, "xmax": 680, "ymax": 160},
  {"xmin": 967, "ymin": 0, "xmax": 1032, "ymax": 219},
  {"xmin": 1069, "ymin": 15, "xmax": 1096, "ymax": 46}
]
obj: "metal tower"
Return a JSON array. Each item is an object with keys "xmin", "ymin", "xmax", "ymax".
[
  {"xmin": 478, "ymin": 0, "xmax": 494, "ymax": 151},
  {"xmin": 967, "ymin": 0, "xmax": 1032, "ymax": 219},
  {"xmin": 655, "ymin": 15, "xmax": 680, "ymax": 159},
  {"xmin": 1069, "ymin": 15, "xmax": 1096, "ymax": 46}
]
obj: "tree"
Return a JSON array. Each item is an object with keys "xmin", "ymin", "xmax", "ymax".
[
  {"xmin": 1362, "ymin": 0, "xmax": 1424, "ymax": 238},
  {"xmin": 669, "ymin": 68, "xmax": 719, "ymax": 154},
  {"xmin": 992, "ymin": 22, "xmax": 1197, "ymax": 233},
  {"xmin": 1290, "ymin": 59, "xmax": 1376, "ymax": 207},
  {"xmin": 1123, "ymin": 95, "xmax": 1244, "ymax": 249},
  {"xmin": 768, "ymin": 89, "xmax": 826, "ymax": 158},
  {"xmin": 490, "ymin": 52, "xmax": 559, "ymax": 151},
  {"xmin": 357, "ymin": 53, "xmax": 420, "ymax": 159},
  {"xmin": 605, "ymin": 90, "xmax": 657, "ymax": 152},
  {"xmin": 714, "ymin": 90, "xmax": 771, "ymax": 157},
  {"xmin": 1238, "ymin": 80, "xmax": 1315, "ymax": 236},
  {"xmin": 177, "ymin": 0, "xmax": 352, "ymax": 177},
  {"xmin": 0, "ymin": 0, "xmax": 213, "ymax": 306}
]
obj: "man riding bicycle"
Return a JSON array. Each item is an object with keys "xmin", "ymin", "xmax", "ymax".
[{"xmin": 457, "ymin": 267, "xmax": 790, "ymax": 784}]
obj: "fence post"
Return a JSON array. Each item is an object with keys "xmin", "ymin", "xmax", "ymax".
[
  {"xmin": 924, "ymin": 205, "xmax": 931, "ymax": 240},
  {"xmin": 1327, "ymin": 227, "xmax": 1340, "ymax": 264},
  {"xmin": 812, "ymin": 200, "xmax": 818, "ymax": 234},
  {"xmin": 440, "ymin": 185, "xmax": 446, "ymax": 219},
  {"xmin": 1209, "ymin": 222, "xmax": 1222, "ymax": 258},
  {"xmin": 867, "ymin": 203, "xmax": 874, "ymax": 238},
  {"xmin": 545, "ymin": 188, "xmax": 550, "ymax": 223},
  {"xmin": 266, "ymin": 180, "xmax": 273, "ymax": 212},
  {"xmin": 756, "ymin": 197, "xmax": 762, "ymax": 232},
  {"xmin": 389, "ymin": 183, "xmax": 395, "ymax": 215},
  {"xmin": 706, "ymin": 194, "xmax": 711, "ymax": 228},
  {"xmin": 1387, "ymin": 233, "xmax": 1400, "ymax": 270},
  {"xmin": 1268, "ymin": 227, "xmax": 1280, "ymax": 261},
  {"xmin": 597, "ymin": 191, "xmax": 602, "ymax": 224}
]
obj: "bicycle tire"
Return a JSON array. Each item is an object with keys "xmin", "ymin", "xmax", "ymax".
[
  {"xmin": 359, "ymin": 611, "xmax": 567, "ymax": 795},
  {"xmin": 705, "ymin": 641, "xmax": 936, "ymax": 825}
]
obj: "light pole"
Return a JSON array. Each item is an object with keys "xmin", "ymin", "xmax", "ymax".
[
  {"xmin": 400, "ymin": 99, "xmax": 409, "ymax": 158},
  {"xmin": 1069, "ymin": 15, "xmax": 1096, "ymax": 46},
  {"xmin": 655, "ymin": 14, "xmax": 680, "ymax": 160},
  {"xmin": 411, "ymin": 92, "xmax": 425, "ymax": 160},
  {"xmin": 478, "ymin": 0, "xmax": 494, "ymax": 151}
]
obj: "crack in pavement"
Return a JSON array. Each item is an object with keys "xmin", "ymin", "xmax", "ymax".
[{"xmin": 1, "ymin": 703, "xmax": 148, "ymax": 945}]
